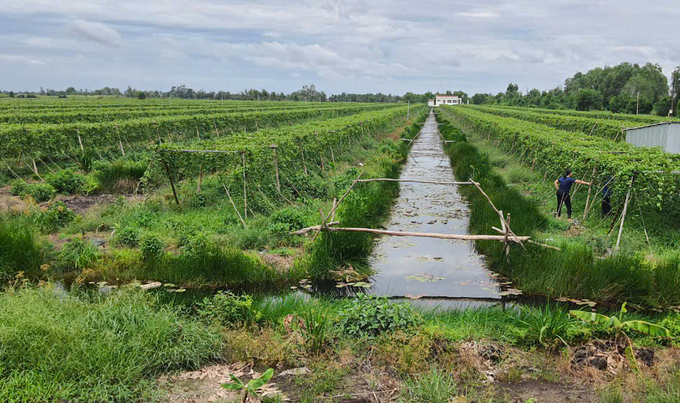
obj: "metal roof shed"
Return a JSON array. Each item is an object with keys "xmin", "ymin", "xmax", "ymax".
[{"xmin": 624, "ymin": 122, "xmax": 680, "ymax": 154}]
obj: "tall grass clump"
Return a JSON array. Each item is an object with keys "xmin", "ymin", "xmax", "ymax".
[
  {"xmin": 0, "ymin": 221, "xmax": 44, "ymax": 281},
  {"xmin": 400, "ymin": 367, "xmax": 457, "ymax": 403},
  {"xmin": 0, "ymin": 285, "xmax": 222, "ymax": 402},
  {"xmin": 437, "ymin": 113, "xmax": 680, "ymax": 306},
  {"xmin": 95, "ymin": 159, "xmax": 147, "ymax": 193}
]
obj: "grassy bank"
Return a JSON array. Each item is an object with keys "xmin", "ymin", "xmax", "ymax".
[
  {"xmin": 0, "ymin": 285, "xmax": 222, "ymax": 402},
  {"xmin": 436, "ymin": 110, "xmax": 680, "ymax": 307},
  {"xmin": 4, "ymin": 282, "xmax": 678, "ymax": 402}
]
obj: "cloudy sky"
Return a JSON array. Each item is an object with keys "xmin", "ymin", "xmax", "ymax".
[{"xmin": 1, "ymin": 0, "xmax": 678, "ymax": 95}]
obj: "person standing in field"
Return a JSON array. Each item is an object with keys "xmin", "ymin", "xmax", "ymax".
[
  {"xmin": 554, "ymin": 169, "xmax": 591, "ymax": 219},
  {"xmin": 601, "ymin": 177, "xmax": 613, "ymax": 216}
]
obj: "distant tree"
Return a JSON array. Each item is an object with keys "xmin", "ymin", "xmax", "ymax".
[
  {"xmin": 65, "ymin": 87, "xmax": 77, "ymax": 94},
  {"xmin": 8, "ymin": 91, "xmax": 14, "ymax": 98},
  {"xmin": 471, "ymin": 93, "xmax": 489, "ymax": 104},
  {"xmin": 653, "ymin": 96, "xmax": 671, "ymax": 116},
  {"xmin": 609, "ymin": 93, "xmax": 634, "ymax": 113},
  {"xmin": 576, "ymin": 89, "xmax": 603, "ymax": 111},
  {"xmin": 670, "ymin": 66, "xmax": 680, "ymax": 116},
  {"xmin": 137, "ymin": 91, "xmax": 146, "ymax": 100}
]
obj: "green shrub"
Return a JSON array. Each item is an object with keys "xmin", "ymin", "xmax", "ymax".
[
  {"xmin": 140, "ymin": 235, "xmax": 165, "ymax": 260},
  {"xmin": 35, "ymin": 201, "xmax": 76, "ymax": 233},
  {"xmin": 10, "ymin": 180, "xmax": 29, "ymax": 197},
  {"xmin": 59, "ymin": 237, "xmax": 100, "ymax": 269},
  {"xmin": 94, "ymin": 160, "xmax": 146, "ymax": 192},
  {"xmin": 196, "ymin": 291, "xmax": 262, "ymax": 326},
  {"xmin": 338, "ymin": 294, "xmax": 421, "ymax": 338},
  {"xmin": 115, "ymin": 226, "xmax": 139, "ymax": 247},
  {"xmin": 0, "ymin": 286, "xmax": 221, "ymax": 402},
  {"xmin": 46, "ymin": 169, "xmax": 85, "ymax": 194},
  {"xmin": 27, "ymin": 183, "xmax": 56, "ymax": 202},
  {"xmin": 269, "ymin": 207, "xmax": 306, "ymax": 231}
]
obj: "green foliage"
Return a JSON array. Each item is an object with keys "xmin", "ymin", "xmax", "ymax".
[
  {"xmin": 94, "ymin": 159, "xmax": 146, "ymax": 193},
  {"xmin": 516, "ymin": 302, "xmax": 576, "ymax": 347},
  {"xmin": 36, "ymin": 201, "xmax": 76, "ymax": 233},
  {"xmin": 196, "ymin": 291, "xmax": 262, "ymax": 326},
  {"xmin": 570, "ymin": 303, "xmax": 671, "ymax": 337},
  {"xmin": 115, "ymin": 226, "xmax": 139, "ymax": 247},
  {"xmin": 0, "ymin": 221, "xmax": 44, "ymax": 281},
  {"xmin": 222, "ymin": 368, "xmax": 274, "ymax": 403},
  {"xmin": 58, "ymin": 237, "xmax": 100, "ymax": 269},
  {"xmin": 140, "ymin": 234, "xmax": 165, "ymax": 260},
  {"xmin": 576, "ymin": 89, "xmax": 604, "ymax": 111},
  {"xmin": 10, "ymin": 181, "xmax": 55, "ymax": 202},
  {"xmin": 338, "ymin": 294, "xmax": 421, "ymax": 338},
  {"xmin": 46, "ymin": 169, "xmax": 85, "ymax": 195},
  {"xmin": 0, "ymin": 286, "xmax": 222, "ymax": 402},
  {"xmin": 399, "ymin": 367, "xmax": 457, "ymax": 403},
  {"xmin": 302, "ymin": 308, "xmax": 330, "ymax": 355},
  {"xmin": 269, "ymin": 207, "xmax": 306, "ymax": 232}
]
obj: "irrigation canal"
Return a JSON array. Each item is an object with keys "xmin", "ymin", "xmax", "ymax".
[{"xmin": 364, "ymin": 111, "xmax": 507, "ymax": 308}]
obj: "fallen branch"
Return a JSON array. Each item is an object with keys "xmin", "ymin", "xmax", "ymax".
[{"xmin": 471, "ymin": 181, "xmax": 526, "ymax": 249}]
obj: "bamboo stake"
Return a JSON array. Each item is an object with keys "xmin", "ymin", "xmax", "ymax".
[
  {"xmin": 32, "ymin": 159, "xmax": 39, "ymax": 176},
  {"xmin": 292, "ymin": 221, "xmax": 341, "ymax": 235},
  {"xmin": 269, "ymin": 145, "xmax": 280, "ymax": 191},
  {"xmin": 324, "ymin": 227, "xmax": 530, "ymax": 242},
  {"xmin": 504, "ymin": 213, "xmax": 511, "ymax": 260},
  {"xmin": 471, "ymin": 181, "xmax": 525, "ymax": 249},
  {"xmin": 213, "ymin": 121, "xmax": 220, "ymax": 137},
  {"xmin": 242, "ymin": 151, "xmax": 247, "ymax": 219},
  {"xmin": 196, "ymin": 165, "xmax": 203, "ymax": 194},
  {"xmin": 356, "ymin": 178, "xmax": 473, "ymax": 185},
  {"xmin": 37, "ymin": 157, "xmax": 57, "ymax": 174},
  {"xmin": 5, "ymin": 163, "xmax": 23, "ymax": 181},
  {"xmin": 311, "ymin": 172, "xmax": 364, "ymax": 242},
  {"xmin": 26, "ymin": 161, "xmax": 45, "ymax": 182},
  {"xmin": 330, "ymin": 147, "xmax": 335, "ymax": 164},
  {"xmin": 582, "ymin": 166, "xmax": 597, "ymax": 221},
  {"xmin": 491, "ymin": 227, "xmax": 561, "ymax": 250},
  {"xmin": 77, "ymin": 129, "xmax": 85, "ymax": 153},
  {"xmin": 223, "ymin": 184, "xmax": 247, "ymax": 228},
  {"xmin": 161, "ymin": 159, "xmax": 180, "ymax": 205},
  {"xmin": 301, "ymin": 145, "xmax": 308, "ymax": 176},
  {"xmin": 615, "ymin": 175, "xmax": 635, "ymax": 251}
]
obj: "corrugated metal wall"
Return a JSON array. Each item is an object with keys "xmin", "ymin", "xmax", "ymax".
[{"xmin": 625, "ymin": 123, "xmax": 680, "ymax": 154}]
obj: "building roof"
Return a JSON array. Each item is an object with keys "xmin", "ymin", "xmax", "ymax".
[
  {"xmin": 623, "ymin": 121, "xmax": 680, "ymax": 132},
  {"xmin": 435, "ymin": 94, "xmax": 459, "ymax": 98}
]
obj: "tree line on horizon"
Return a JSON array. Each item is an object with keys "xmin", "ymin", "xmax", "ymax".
[{"xmin": 470, "ymin": 62, "xmax": 680, "ymax": 117}]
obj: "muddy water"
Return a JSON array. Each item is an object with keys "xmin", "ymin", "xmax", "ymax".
[{"xmin": 366, "ymin": 111, "xmax": 503, "ymax": 308}]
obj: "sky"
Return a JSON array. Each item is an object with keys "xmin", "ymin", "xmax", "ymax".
[{"xmin": 1, "ymin": 0, "xmax": 678, "ymax": 95}]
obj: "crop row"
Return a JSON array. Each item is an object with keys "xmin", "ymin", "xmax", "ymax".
[
  {"xmin": 468, "ymin": 105, "xmax": 642, "ymax": 141},
  {"xmin": 0, "ymin": 99, "xmax": 329, "ymax": 111},
  {"xmin": 156, "ymin": 105, "xmax": 421, "ymax": 186},
  {"xmin": 442, "ymin": 106, "xmax": 680, "ymax": 213},
  {"xmin": 0, "ymin": 104, "xmax": 398, "ymax": 159},
  {"xmin": 497, "ymin": 105, "xmax": 678, "ymax": 124},
  {"xmin": 0, "ymin": 103, "xmax": 362, "ymax": 124}
]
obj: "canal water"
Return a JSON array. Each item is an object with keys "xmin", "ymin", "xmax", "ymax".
[{"xmin": 365, "ymin": 111, "xmax": 505, "ymax": 308}]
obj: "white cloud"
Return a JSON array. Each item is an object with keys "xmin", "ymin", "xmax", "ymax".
[
  {"xmin": 68, "ymin": 19, "xmax": 123, "ymax": 47},
  {"xmin": 0, "ymin": 54, "xmax": 46, "ymax": 66}
]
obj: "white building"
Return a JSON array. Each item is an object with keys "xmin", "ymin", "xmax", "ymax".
[{"xmin": 434, "ymin": 94, "xmax": 461, "ymax": 106}]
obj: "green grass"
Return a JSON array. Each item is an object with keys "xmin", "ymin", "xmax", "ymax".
[
  {"xmin": 0, "ymin": 285, "xmax": 222, "ymax": 402},
  {"xmin": 0, "ymin": 220, "xmax": 44, "ymax": 281},
  {"xmin": 399, "ymin": 367, "xmax": 457, "ymax": 403},
  {"xmin": 437, "ymin": 111, "xmax": 680, "ymax": 307}
]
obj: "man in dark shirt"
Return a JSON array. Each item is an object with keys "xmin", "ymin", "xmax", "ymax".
[{"xmin": 554, "ymin": 169, "xmax": 591, "ymax": 219}]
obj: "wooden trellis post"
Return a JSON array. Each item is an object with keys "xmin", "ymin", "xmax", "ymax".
[
  {"xmin": 582, "ymin": 166, "xmax": 597, "ymax": 221},
  {"xmin": 270, "ymin": 144, "xmax": 280, "ymax": 191},
  {"xmin": 330, "ymin": 147, "xmax": 335, "ymax": 165},
  {"xmin": 161, "ymin": 159, "xmax": 180, "ymax": 205},
  {"xmin": 76, "ymin": 129, "xmax": 85, "ymax": 153},
  {"xmin": 615, "ymin": 174, "xmax": 636, "ymax": 251},
  {"xmin": 115, "ymin": 124, "xmax": 125, "ymax": 156},
  {"xmin": 213, "ymin": 121, "xmax": 220, "ymax": 137},
  {"xmin": 242, "ymin": 150, "xmax": 248, "ymax": 219}
]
